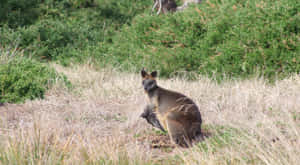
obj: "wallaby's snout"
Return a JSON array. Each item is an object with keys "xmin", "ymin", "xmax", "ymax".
[{"xmin": 142, "ymin": 79, "xmax": 157, "ymax": 92}]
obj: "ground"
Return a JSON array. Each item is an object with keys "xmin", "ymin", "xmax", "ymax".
[{"xmin": 0, "ymin": 64, "xmax": 299, "ymax": 165}]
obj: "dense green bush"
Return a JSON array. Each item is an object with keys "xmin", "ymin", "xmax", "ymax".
[
  {"xmin": 1, "ymin": 18, "xmax": 103, "ymax": 65},
  {"xmin": 0, "ymin": 0, "xmax": 299, "ymax": 81},
  {"xmin": 0, "ymin": 52, "xmax": 70, "ymax": 103},
  {"xmin": 105, "ymin": 0, "xmax": 300, "ymax": 80},
  {"xmin": 0, "ymin": 0, "xmax": 152, "ymax": 65},
  {"xmin": 0, "ymin": 0, "xmax": 42, "ymax": 28}
]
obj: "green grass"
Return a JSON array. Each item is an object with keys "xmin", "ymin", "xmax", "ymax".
[{"xmin": 196, "ymin": 125, "xmax": 242, "ymax": 153}]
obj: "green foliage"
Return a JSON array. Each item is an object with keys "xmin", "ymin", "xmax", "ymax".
[
  {"xmin": 0, "ymin": 0, "xmax": 152, "ymax": 65},
  {"xmin": 1, "ymin": 18, "xmax": 103, "ymax": 65},
  {"xmin": 105, "ymin": 0, "xmax": 300, "ymax": 80},
  {"xmin": 0, "ymin": 53, "xmax": 70, "ymax": 103},
  {"xmin": 0, "ymin": 0, "xmax": 42, "ymax": 28},
  {"xmin": 0, "ymin": 0, "xmax": 299, "ymax": 81},
  {"xmin": 152, "ymin": 128, "xmax": 168, "ymax": 136}
]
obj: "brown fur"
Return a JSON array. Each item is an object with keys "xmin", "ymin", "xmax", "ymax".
[{"xmin": 141, "ymin": 69, "xmax": 202, "ymax": 147}]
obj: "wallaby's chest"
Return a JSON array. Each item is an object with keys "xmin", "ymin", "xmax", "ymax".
[
  {"xmin": 149, "ymin": 95, "xmax": 171, "ymax": 115},
  {"xmin": 149, "ymin": 95, "xmax": 169, "ymax": 129}
]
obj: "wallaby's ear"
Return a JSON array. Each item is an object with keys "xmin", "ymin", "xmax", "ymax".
[
  {"xmin": 141, "ymin": 68, "xmax": 148, "ymax": 78},
  {"xmin": 150, "ymin": 71, "xmax": 157, "ymax": 78}
]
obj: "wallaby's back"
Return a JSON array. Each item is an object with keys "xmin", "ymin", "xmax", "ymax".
[{"xmin": 155, "ymin": 87, "xmax": 201, "ymax": 122}]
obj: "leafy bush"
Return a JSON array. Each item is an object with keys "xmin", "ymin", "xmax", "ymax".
[
  {"xmin": 1, "ymin": 0, "xmax": 299, "ymax": 81},
  {"xmin": 1, "ymin": 18, "xmax": 104, "ymax": 65},
  {"xmin": 0, "ymin": 0, "xmax": 42, "ymax": 28},
  {"xmin": 0, "ymin": 0, "xmax": 152, "ymax": 65},
  {"xmin": 104, "ymin": 0, "xmax": 300, "ymax": 80},
  {"xmin": 0, "ymin": 50, "xmax": 70, "ymax": 103}
]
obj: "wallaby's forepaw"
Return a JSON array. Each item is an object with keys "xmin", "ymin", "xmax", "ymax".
[{"xmin": 141, "ymin": 105, "xmax": 166, "ymax": 132}]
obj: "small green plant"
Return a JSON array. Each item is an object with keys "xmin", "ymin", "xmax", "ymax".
[
  {"xmin": 0, "ymin": 51, "xmax": 71, "ymax": 103},
  {"xmin": 153, "ymin": 128, "xmax": 168, "ymax": 136}
]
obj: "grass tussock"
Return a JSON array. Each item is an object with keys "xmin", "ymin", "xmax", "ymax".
[{"xmin": 0, "ymin": 65, "xmax": 299, "ymax": 164}]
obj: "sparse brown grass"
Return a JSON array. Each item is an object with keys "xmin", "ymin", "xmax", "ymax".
[{"xmin": 0, "ymin": 64, "xmax": 299, "ymax": 165}]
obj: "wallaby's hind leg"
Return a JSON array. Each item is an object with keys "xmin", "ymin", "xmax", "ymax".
[{"xmin": 166, "ymin": 119, "xmax": 191, "ymax": 147}]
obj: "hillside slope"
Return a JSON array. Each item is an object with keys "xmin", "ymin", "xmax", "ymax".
[
  {"xmin": 105, "ymin": 0, "xmax": 300, "ymax": 80},
  {"xmin": 1, "ymin": 0, "xmax": 299, "ymax": 81}
]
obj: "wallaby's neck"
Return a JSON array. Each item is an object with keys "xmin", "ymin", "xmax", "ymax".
[{"xmin": 146, "ymin": 85, "xmax": 160, "ymax": 99}]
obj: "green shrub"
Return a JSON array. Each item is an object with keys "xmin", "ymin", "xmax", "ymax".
[
  {"xmin": 0, "ymin": 51, "xmax": 70, "ymax": 103},
  {"xmin": 0, "ymin": 0, "xmax": 152, "ymax": 65},
  {"xmin": 1, "ymin": 18, "xmax": 104, "ymax": 65},
  {"xmin": 104, "ymin": 0, "xmax": 300, "ymax": 80},
  {"xmin": 1, "ymin": 0, "xmax": 299, "ymax": 81},
  {"xmin": 0, "ymin": 0, "xmax": 42, "ymax": 28}
]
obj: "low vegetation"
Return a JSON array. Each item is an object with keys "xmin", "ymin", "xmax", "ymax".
[
  {"xmin": 0, "ymin": 48, "xmax": 70, "ymax": 103},
  {"xmin": 106, "ymin": 0, "xmax": 300, "ymax": 80},
  {"xmin": 0, "ymin": 0, "xmax": 299, "ymax": 164},
  {"xmin": 1, "ymin": 0, "xmax": 299, "ymax": 81},
  {"xmin": 0, "ymin": 65, "xmax": 299, "ymax": 164},
  {"xmin": 0, "ymin": 0, "xmax": 152, "ymax": 65}
]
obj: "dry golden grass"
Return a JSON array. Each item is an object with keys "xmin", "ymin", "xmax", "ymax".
[{"xmin": 0, "ymin": 64, "xmax": 299, "ymax": 165}]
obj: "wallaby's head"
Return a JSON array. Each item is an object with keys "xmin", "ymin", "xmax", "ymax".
[{"xmin": 141, "ymin": 68, "xmax": 158, "ymax": 93}]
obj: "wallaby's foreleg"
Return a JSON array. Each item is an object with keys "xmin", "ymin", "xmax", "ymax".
[
  {"xmin": 157, "ymin": 0, "xmax": 162, "ymax": 15},
  {"xmin": 152, "ymin": 0, "xmax": 159, "ymax": 14},
  {"xmin": 141, "ymin": 104, "xmax": 166, "ymax": 132}
]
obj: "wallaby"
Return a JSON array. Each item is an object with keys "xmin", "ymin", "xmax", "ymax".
[
  {"xmin": 141, "ymin": 69, "xmax": 202, "ymax": 147},
  {"xmin": 152, "ymin": 0, "xmax": 202, "ymax": 15},
  {"xmin": 152, "ymin": 0, "xmax": 177, "ymax": 15}
]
